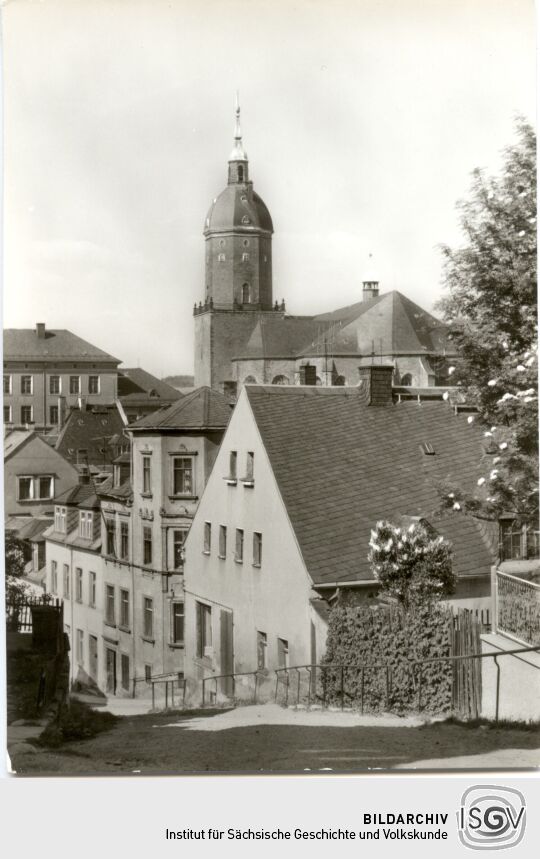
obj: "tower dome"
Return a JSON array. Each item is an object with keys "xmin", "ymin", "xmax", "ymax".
[{"xmin": 202, "ymin": 95, "xmax": 273, "ymax": 310}]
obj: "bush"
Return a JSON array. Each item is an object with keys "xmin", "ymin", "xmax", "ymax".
[{"xmin": 38, "ymin": 699, "xmax": 118, "ymax": 748}]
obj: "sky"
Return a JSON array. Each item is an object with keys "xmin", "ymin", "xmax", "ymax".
[{"xmin": 1, "ymin": 0, "xmax": 536, "ymax": 377}]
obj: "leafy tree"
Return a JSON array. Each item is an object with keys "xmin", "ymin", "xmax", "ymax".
[
  {"xmin": 5, "ymin": 531, "xmax": 30, "ymax": 601},
  {"xmin": 437, "ymin": 119, "xmax": 538, "ymax": 526},
  {"xmin": 368, "ymin": 520, "xmax": 455, "ymax": 608}
]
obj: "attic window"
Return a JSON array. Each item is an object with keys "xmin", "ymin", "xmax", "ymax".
[
  {"xmin": 242, "ymin": 216, "xmax": 250, "ymax": 224},
  {"xmin": 420, "ymin": 442, "xmax": 435, "ymax": 456}
]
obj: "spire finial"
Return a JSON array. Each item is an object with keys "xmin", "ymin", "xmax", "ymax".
[{"xmin": 229, "ymin": 91, "xmax": 248, "ymax": 163}]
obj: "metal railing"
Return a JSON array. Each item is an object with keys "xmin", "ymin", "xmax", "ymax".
[
  {"xmin": 200, "ymin": 645, "xmax": 539, "ymax": 721},
  {"xmin": 495, "ymin": 570, "xmax": 540, "ymax": 646},
  {"xmin": 131, "ymin": 671, "xmax": 186, "ymax": 709},
  {"xmin": 5, "ymin": 594, "xmax": 61, "ymax": 633}
]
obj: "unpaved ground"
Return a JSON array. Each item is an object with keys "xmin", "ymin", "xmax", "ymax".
[{"xmin": 8, "ymin": 706, "xmax": 540, "ymax": 776}]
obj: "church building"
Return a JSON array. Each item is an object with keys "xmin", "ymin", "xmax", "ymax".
[{"xmin": 193, "ymin": 100, "xmax": 457, "ymax": 394}]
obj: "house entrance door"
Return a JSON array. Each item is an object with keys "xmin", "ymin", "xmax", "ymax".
[
  {"xmin": 106, "ymin": 648, "xmax": 117, "ymax": 695},
  {"xmin": 219, "ymin": 609, "xmax": 234, "ymax": 697},
  {"xmin": 89, "ymin": 635, "xmax": 98, "ymax": 682}
]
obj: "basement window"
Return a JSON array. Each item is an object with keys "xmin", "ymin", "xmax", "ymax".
[{"xmin": 420, "ymin": 442, "xmax": 435, "ymax": 455}]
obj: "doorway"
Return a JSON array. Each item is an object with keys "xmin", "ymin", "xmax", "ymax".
[{"xmin": 106, "ymin": 647, "xmax": 117, "ymax": 695}]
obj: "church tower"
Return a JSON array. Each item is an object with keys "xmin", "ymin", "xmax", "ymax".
[
  {"xmin": 202, "ymin": 94, "xmax": 273, "ymax": 310},
  {"xmin": 194, "ymin": 96, "xmax": 276, "ymax": 390}
]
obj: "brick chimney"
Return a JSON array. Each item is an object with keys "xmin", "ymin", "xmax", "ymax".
[
  {"xmin": 357, "ymin": 365, "xmax": 394, "ymax": 405},
  {"xmin": 36, "ymin": 322, "xmax": 46, "ymax": 339},
  {"xmin": 362, "ymin": 280, "xmax": 379, "ymax": 302}
]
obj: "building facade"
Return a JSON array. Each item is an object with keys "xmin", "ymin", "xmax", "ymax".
[
  {"xmin": 3, "ymin": 323, "xmax": 120, "ymax": 431},
  {"xmin": 4, "ymin": 430, "xmax": 79, "ymax": 517}
]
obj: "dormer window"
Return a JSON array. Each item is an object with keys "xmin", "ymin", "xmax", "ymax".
[
  {"xmin": 79, "ymin": 510, "xmax": 93, "ymax": 540},
  {"xmin": 55, "ymin": 506, "xmax": 67, "ymax": 533}
]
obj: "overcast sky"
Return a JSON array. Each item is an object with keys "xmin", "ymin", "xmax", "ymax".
[{"xmin": 2, "ymin": 0, "xmax": 536, "ymax": 377}]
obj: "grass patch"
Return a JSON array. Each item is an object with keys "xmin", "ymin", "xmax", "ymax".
[
  {"xmin": 421, "ymin": 715, "xmax": 540, "ymax": 732},
  {"xmin": 37, "ymin": 699, "xmax": 118, "ymax": 748}
]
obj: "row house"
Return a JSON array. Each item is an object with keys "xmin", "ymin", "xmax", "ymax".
[
  {"xmin": 3, "ymin": 323, "xmax": 120, "ymax": 432},
  {"xmin": 44, "ymin": 387, "xmax": 232, "ymax": 697},
  {"xmin": 183, "ymin": 369, "xmax": 500, "ymax": 704},
  {"xmin": 4, "ymin": 429, "xmax": 78, "ymax": 518}
]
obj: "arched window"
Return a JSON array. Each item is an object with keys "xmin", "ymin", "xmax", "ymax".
[
  {"xmin": 333, "ymin": 375, "xmax": 346, "ymax": 386},
  {"xmin": 242, "ymin": 284, "xmax": 250, "ymax": 304},
  {"xmin": 401, "ymin": 373, "xmax": 413, "ymax": 386},
  {"xmin": 272, "ymin": 375, "xmax": 289, "ymax": 385},
  {"xmin": 243, "ymin": 375, "xmax": 257, "ymax": 385},
  {"xmin": 237, "ymin": 165, "xmax": 244, "ymax": 182}
]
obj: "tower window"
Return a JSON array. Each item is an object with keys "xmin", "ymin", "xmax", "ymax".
[
  {"xmin": 237, "ymin": 166, "xmax": 244, "ymax": 181},
  {"xmin": 243, "ymin": 239, "xmax": 249, "ymax": 247},
  {"xmin": 242, "ymin": 284, "xmax": 250, "ymax": 304},
  {"xmin": 218, "ymin": 253, "xmax": 226, "ymax": 262},
  {"xmin": 219, "ymin": 239, "xmax": 225, "ymax": 247},
  {"xmin": 242, "ymin": 216, "xmax": 250, "ymax": 224},
  {"xmin": 242, "ymin": 253, "xmax": 249, "ymax": 262}
]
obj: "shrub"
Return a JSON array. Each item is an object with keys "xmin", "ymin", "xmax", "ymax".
[{"xmin": 38, "ymin": 699, "xmax": 118, "ymax": 748}]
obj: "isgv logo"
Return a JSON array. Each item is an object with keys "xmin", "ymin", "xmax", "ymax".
[{"xmin": 457, "ymin": 785, "xmax": 526, "ymax": 850}]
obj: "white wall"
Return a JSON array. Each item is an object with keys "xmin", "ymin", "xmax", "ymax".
[{"xmin": 480, "ymin": 632, "xmax": 540, "ymax": 722}]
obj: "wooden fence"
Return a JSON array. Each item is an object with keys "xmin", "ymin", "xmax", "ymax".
[{"xmin": 450, "ymin": 609, "xmax": 482, "ymax": 719}]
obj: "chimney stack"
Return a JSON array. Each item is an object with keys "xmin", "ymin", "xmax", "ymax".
[
  {"xmin": 357, "ymin": 365, "xmax": 394, "ymax": 406},
  {"xmin": 362, "ymin": 280, "xmax": 379, "ymax": 302},
  {"xmin": 79, "ymin": 465, "xmax": 91, "ymax": 485},
  {"xmin": 36, "ymin": 322, "xmax": 46, "ymax": 339}
]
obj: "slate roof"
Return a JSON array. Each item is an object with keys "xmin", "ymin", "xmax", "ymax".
[
  {"xmin": 118, "ymin": 368, "xmax": 183, "ymax": 403},
  {"xmin": 55, "ymin": 405, "xmax": 127, "ymax": 466},
  {"xmin": 308, "ymin": 291, "xmax": 455, "ymax": 356},
  {"xmin": 130, "ymin": 386, "xmax": 233, "ymax": 431},
  {"xmin": 205, "ymin": 184, "xmax": 273, "ymax": 234},
  {"xmin": 3, "ymin": 328, "xmax": 120, "ymax": 363},
  {"xmin": 54, "ymin": 482, "xmax": 101, "ymax": 507},
  {"xmin": 245, "ymin": 386, "xmax": 496, "ymax": 586},
  {"xmin": 237, "ymin": 315, "xmax": 325, "ymax": 360},
  {"xmin": 4, "ymin": 430, "xmax": 34, "ymax": 460}
]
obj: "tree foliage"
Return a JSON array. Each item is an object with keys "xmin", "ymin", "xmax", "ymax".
[
  {"xmin": 437, "ymin": 119, "xmax": 538, "ymax": 525},
  {"xmin": 368, "ymin": 520, "xmax": 455, "ymax": 608},
  {"xmin": 5, "ymin": 531, "xmax": 30, "ymax": 601}
]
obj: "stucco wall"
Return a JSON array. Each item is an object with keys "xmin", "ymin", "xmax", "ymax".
[
  {"xmin": 183, "ymin": 390, "xmax": 316, "ymax": 704},
  {"xmin": 480, "ymin": 632, "xmax": 540, "ymax": 721}
]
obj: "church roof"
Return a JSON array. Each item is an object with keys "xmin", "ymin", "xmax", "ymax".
[
  {"xmin": 204, "ymin": 184, "xmax": 273, "ymax": 234},
  {"xmin": 238, "ymin": 315, "xmax": 325, "ymax": 360},
  {"xmin": 129, "ymin": 386, "xmax": 233, "ymax": 431},
  {"xmin": 309, "ymin": 291, "xmax": 454, "ymax": 356},
  {"xmin": 245, "ymin": 385, "xmax": 496, "ymax": 586}
]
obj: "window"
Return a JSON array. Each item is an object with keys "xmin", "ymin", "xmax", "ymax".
[
  {"xmin": 242, "ymin": 253, "xmax": 249, "ymax": 262},
  {"xmin": 17, "ymin": 477, "xmax": 33, "ymax": 501},
  {"xmin": 196, "ymin": 602, "xmax": 212, "ymax": 658},
  {"xmin": 21, "ymin": 375, "xmax": 33, "ymax": 395},
  {"xmin": 203, "ymin": 521, "xmax": 211, "ymax": 554},
  {"xmin": 257, "ymin": 631, "xmax": 267, "ymax": 670},
  {"xmin": 79, "ymin": 511, "xmax": 93, "ymax": 539},
  {"xmin": 76, "ymin": 629, "xmax": 84, "ymax": 665},
  {"xmin": 63, "ymin": 564, "xmax": 70, "ymax": 598},
  {"xmin": 55, "ymin": 506, "xmax": 66, "ymax": 533},
  {"xmin": 106, "ymin": 519, "xmax": 116, "ymax": 556},
  {"xmin": 242, "ymin": 283, "xmax": 250, "ymax": 303},
  {"xmin": 105, "ymin": 585, "xmax": 115, "ymax": 624},
  {"xmin": 88, "ymin": 375, "xmax": 100, "ymax": 394},
  {"xmin": 144, "ymin": 664, "xmax": 152, "ymax": 683},
  {"xmin": 38, "ymin": 477, "xmax": 53, "ymax": 499},
  {"xmin": 172, "ymin": 603, "xmax": 184, "ymax": 644},
  {"xmin": 20, "ymin": 406, "xmax": 33, "ymax": 424},
  {"xmin": 3, "ymin": 374, "xmax": 12, "ymax": 395},
  {"xmin": 49, "ymin": 375, "xmax": 61, "ymax": 395},
  {"xmin": 218, "ymin": 253, "xmax": 226, "ymax": 262},
  {"xmin": 120, "ymin": 521, "xmax": 129, "ymax": 561},
  {"xmin": 253, "ymin": 531, "xmax": 262, "ymax": 567},
  {"xmin": 121, "ymin": 654, "xmax": 130, "ymax": 691},
  {"xmin": 229, "ymin": 451, "xmax": 237, "ymax": 481},
  {"xmin": 69, "ymin": 376, "xmax": 80, "ymax": 394},
  {"xmin": 51, "ymin": 560, "xmax": 58, "ymax": 593},
  {"xmin": 89, "ymin": 572, "xmax": 97, "ymax": 607},
  {"xmin": 3, "ymin": 406, "xmax": 12, "ymax": 423},
  {"xmin": 143, "ymin": 597, "xmax": 153, "ymax": 638},
  {"xmin": 237, "ymin": 165, "xmax": 244, "ymax": 182},
  {"xmin": 49, "ymin": 405, "xmax": 59, "ymax": 425},
  {"xmin": 142, "ymin": 455, "xmax": 151, "ymax": 494},
  {"xmin": 172, "ymin": 456, "xmax": 193, "ymax": 496},
  {"xmin": 75, "ymin": 568, "xmax": 83, "ymax": 602},
  {"xmin": 173, "ymin": 530, "xmax": 186, "ymax": 570},
  {"xmin": 219, "ymin": 525, "xmax": 227, "ymax": 558},
  {"xmin": 244, "ymin": 451, "xmax": 254, "ymax": 483},
  {"xmin": 143, "ymin": 526, "xmax": 152, "ymax": 565},
  {"xmin": 235, "ymin": 528, "xmax": 244, "ymax": 562},
  {"xmin": 500, "ymin": 520, "xmax": 540, "ymax": 561},
  {"xmin": 120, "ymin": 589, "xmax": 130, "ymax": 628},
  {"xmin": 277, "ymin": 638, "xmax": 289, "ymax": 668}
]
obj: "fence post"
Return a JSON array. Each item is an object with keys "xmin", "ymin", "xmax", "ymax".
[
  {"xmin": 385, "ymin": 665, "xmax": 390, "ymax": 709},
  {"xmin": 151, "ymin": 682, "xmax": 155, "ymax": 710},
  {"xmin": 340, "ymin": 666, "xmax": 345, "ymax": 711},
  {"xmin": 494, "ymin": 655, "xmax": 500, "ymax": 722},
  {"xmin": 165, "ymin": 681, "xmax": 169, "ymax": 709},
  {"xmin": 202, "ymin": 677, "xmax": 206, "ymax": 707},
  {"xmin": 297, "ymin": 668, "xmax": 301, "ymax": 706},
  {"xmin": 417, "ymin": 664, "xmax": 423, "ymax": 711},
  {"xmin": 360, "ymin": 667, "xmax": 365, "ymax": 715}
]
